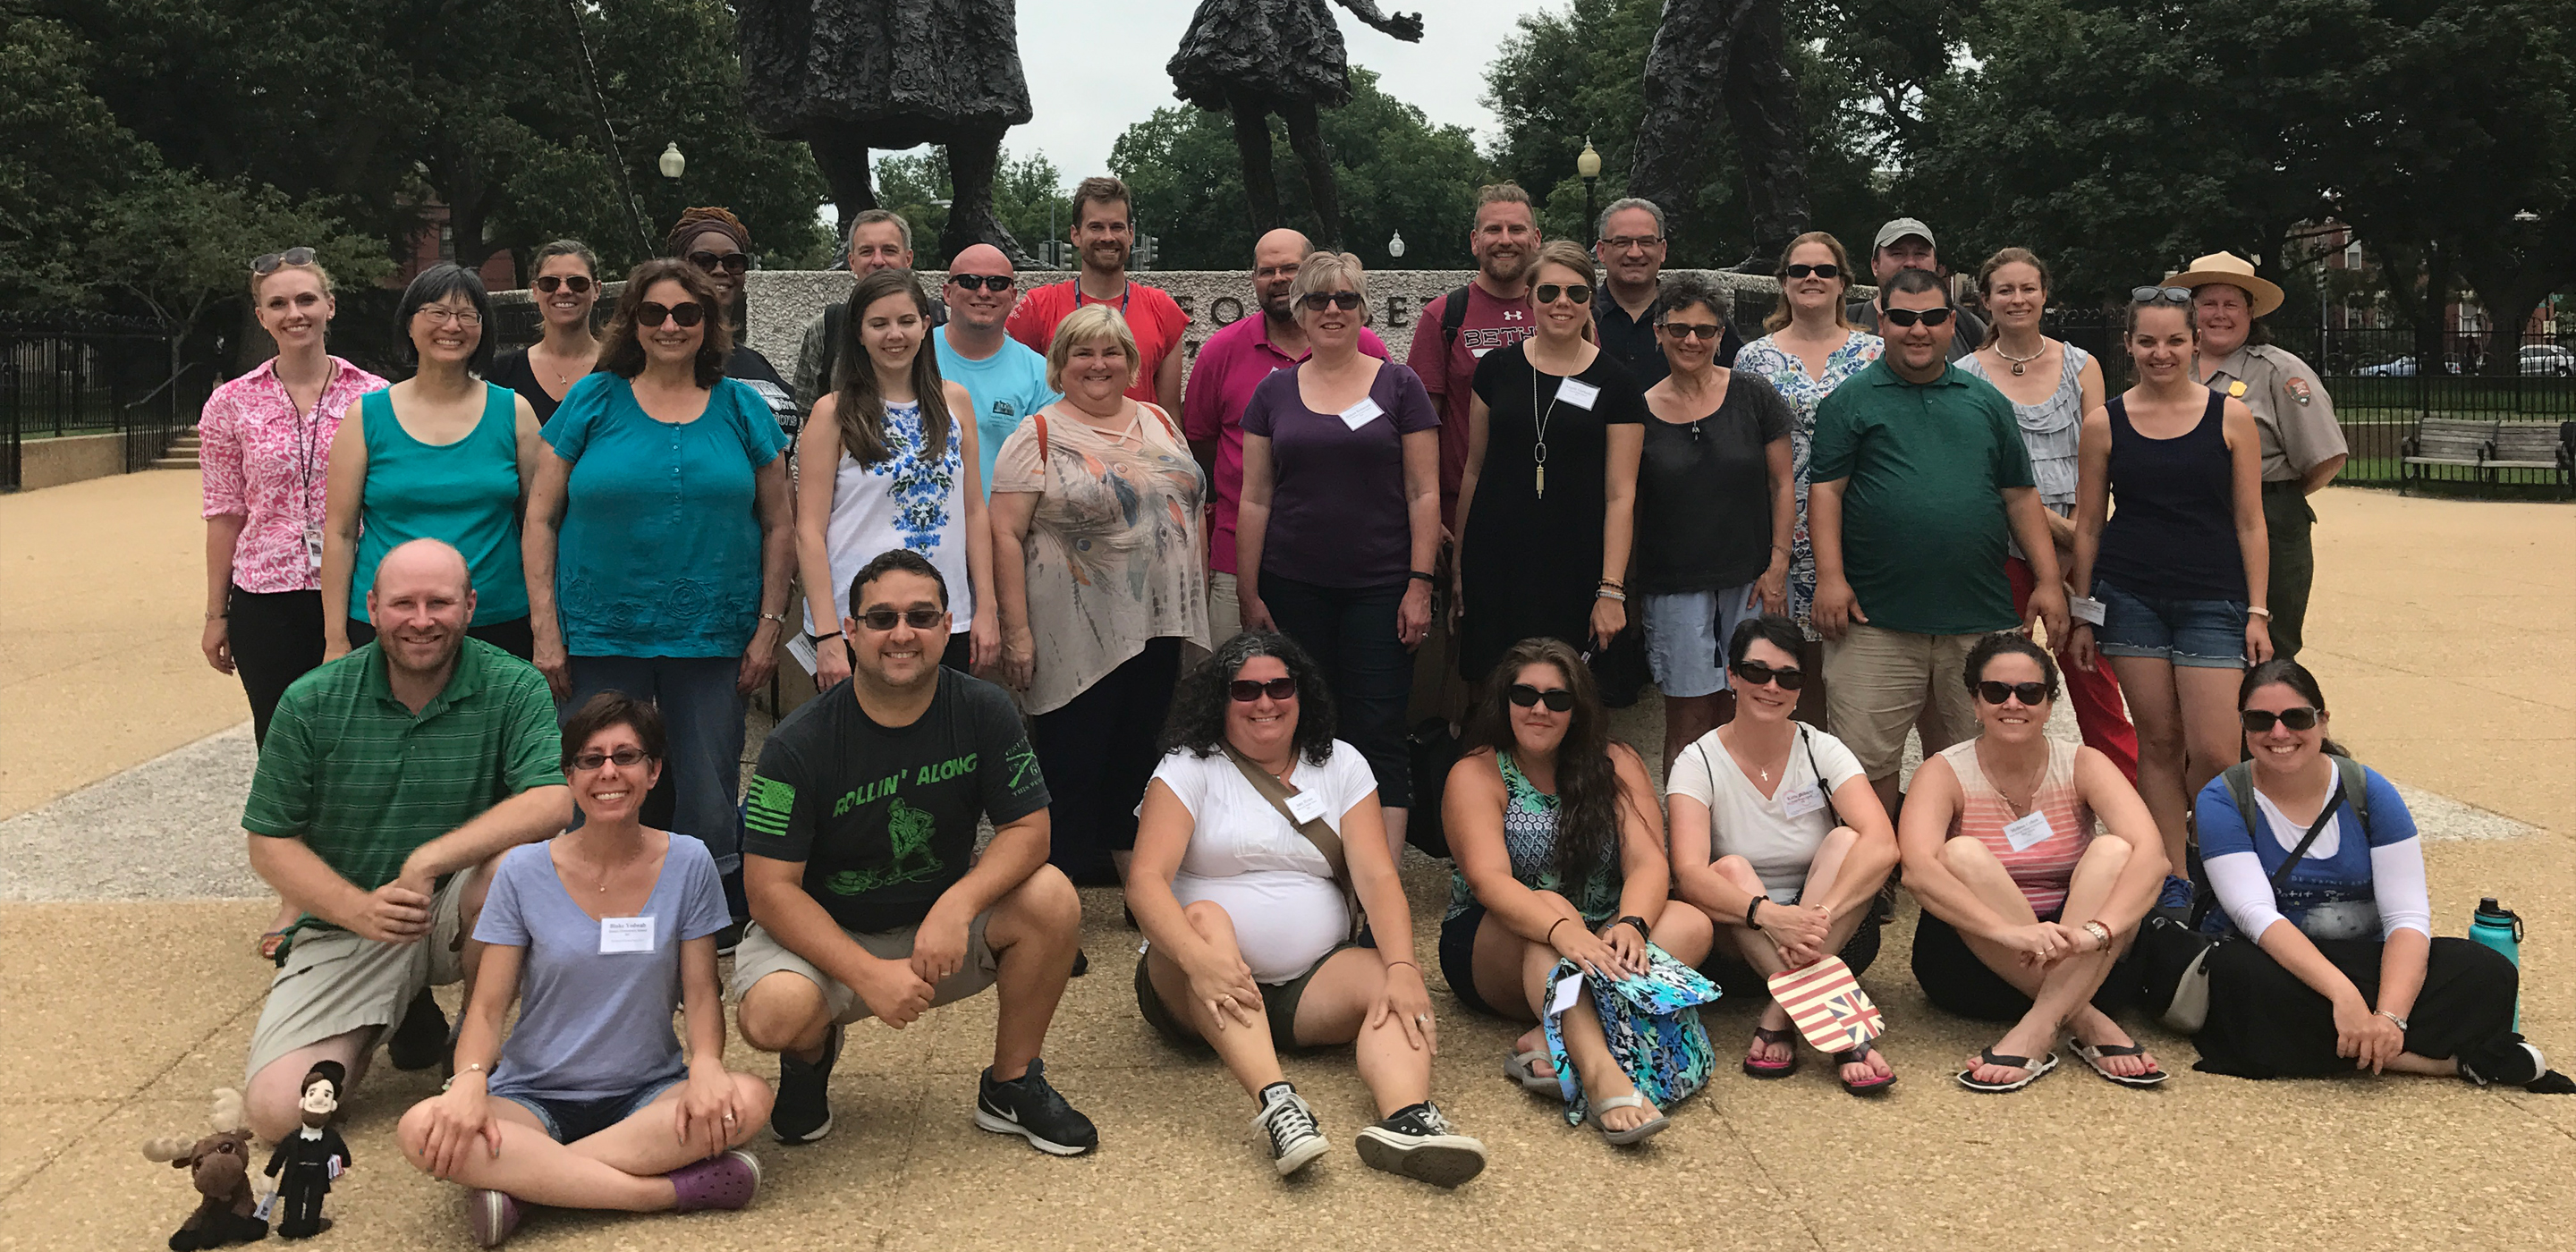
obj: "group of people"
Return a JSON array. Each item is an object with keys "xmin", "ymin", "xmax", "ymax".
[{"xmin": 192, "ymin": 180, "xmax": 2562, "ymax": 1246}]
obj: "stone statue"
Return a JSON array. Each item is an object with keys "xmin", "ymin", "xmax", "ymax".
[
  {"xmin": 1628, "ymin": 0, "xmax": 1812, "ymax": 271},
  {"xmin": 734, "ymin": 0, "xmax": 1032, "ymax": 260},
  {"xmin": 1166, "ymin": 0, "xmax": 1425, "ymax": 246}
]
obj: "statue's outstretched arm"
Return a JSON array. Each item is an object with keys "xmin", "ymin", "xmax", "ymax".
[{"xmin": 1334, "ymin": 0, "xmax": 1424, "ymax": 42}]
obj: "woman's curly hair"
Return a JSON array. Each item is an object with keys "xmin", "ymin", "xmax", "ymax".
[{"xmin": 1159, "ymin": 630, "xmax": 1338, "ymax": 766}]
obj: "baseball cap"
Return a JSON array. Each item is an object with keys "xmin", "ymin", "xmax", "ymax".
[{"xmin": 1874, "ymin": 218, "xmax": 1936, "ymax": 253}]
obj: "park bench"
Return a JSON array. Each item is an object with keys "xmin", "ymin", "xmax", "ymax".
[
  {"xmin": 2400, "ymin": 418, "xmax": 2494, "ymax": 494},
  {"xmin": 2482, "ymin": 421, "xmax": 2574, "ymax": 496}
]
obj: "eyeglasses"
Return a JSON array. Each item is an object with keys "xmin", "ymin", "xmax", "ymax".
[
  {"xmin": 1533, "ymin": 283, "xmax": 1593, "ymax": 306},
  {"xmin": 2241, "ymin": 706, "xmax": 2321, "ymax": 732},
  {"xmin": 635, "ymin": 301, "xmax": 705, "ymax": 327},
  {"xmin": 1659, "ymin": 322, "xmax": 1724, "ymax": 341},
  {"xmin": 251, "ymin": 247, "xmax": 317, "ymax": 275},
  {"xmin": 1879, "ymin": 306, "xmax": 1954, "ymax": 327},
  {"xmin": 1977, "ymin": 680, "xmax": 2052, "ymax": 706},
  {"xmin": 534, "ymin": 275, "xmax": 594, "ymax": 294},
  {"xmin": 2131, "ymin": 286, "xmax": 2193, "ymax": 306},
  {"xmin": 571, "ymin": 748, "xmax": 653, "ymax": 772},
  {"xmin": 1229, "ymin": 677, "xmax": 1299, "ymax": 702},
  {"xmin": 948, "ymin": 274, "xmax": 1015, "ymax": 292},
  {"xmin": 687, "ymin": 250, "xmax": 750, "ymax": 275},
  {"xmin": 858, "ymin": 607, "xmax": 945, "ymax": 631},
  {"xmin": 1732, "ymin": 660, "xmax": 1805, "ymax": 690},
  {"xmin": 1601, "ymin": 235, "xmax": 1663, "ymax": 252},
  {"xmin": 416, "ymin": 306, "xmax": 484, "ymax": 326},
  {"xmin": 1784, "ymin": 262, "xmax": 1841, "ymax": 280},
  {"xmin": 1506, "ymin": 683, "xmax": 1575, "ymax": 711},
  {"xmin": 1297, "ymin": 291, "xmax": 1365, "ymax": 312}
]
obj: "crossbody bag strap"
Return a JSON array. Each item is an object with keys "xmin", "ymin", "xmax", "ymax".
[
  {"xmin": 2267, "ymin": 784, "xmax": 2349, "ymax": 894},
  {"xmin": 1222, "ymin": 745, "xmax": 1352, "ymax": 898},
  {"xmin": 1796, "ymin": 724, "xmax": 1842, "ymax": 828}
]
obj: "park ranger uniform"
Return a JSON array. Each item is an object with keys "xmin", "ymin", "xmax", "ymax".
[{"xmin": 2198, "ymin": 343, "xmax": 2347, "ymax": 661}]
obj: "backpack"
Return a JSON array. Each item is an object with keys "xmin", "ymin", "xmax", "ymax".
[{"xmin": 1436, "ymin": 284, "xmax": 1470, "ymax": 356}]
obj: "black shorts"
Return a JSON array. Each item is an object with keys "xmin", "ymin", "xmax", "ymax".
[
  {"xmin": 1697, "ymin": 911, "xmax": 1885, "ymax": 1001},
  {"xmin": 1911, "ymin": 909, "xmax": 2140, "ymax": 1023},
  {"xmin": 1438, "ymin": 904, "xmax": 1498, "ymax": 1017},
  {"xmin": 1135, "ymin": 943, "xmax": 1356, "ymax": 1054}
]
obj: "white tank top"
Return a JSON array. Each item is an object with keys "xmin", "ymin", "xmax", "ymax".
[{"xmin": 810, "ymin": 400, "xmax": 973, "ymax": 634}]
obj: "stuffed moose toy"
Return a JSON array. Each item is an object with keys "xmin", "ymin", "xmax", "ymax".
[{"xmin": 140, "ymin": 1088, "xmax": 269, "ymax": 1250}]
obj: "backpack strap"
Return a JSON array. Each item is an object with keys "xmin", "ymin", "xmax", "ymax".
[
  {"xmin": 2332, "ymin": 754, "xmax": 2370, "ymax": 841},
  {"xmin": 1438, "ymin": 284, "xmax": 1471, "ymax": 354},
  {"xmin": 1139, "ymin": 401, "xmax": 1183, "ymax": 446},
  {"xmin": 819, "ymin": 301, "xmax": 848, "ymax": 394},
  {"xmin": 2221, "ymin": 761, "xmax": 2259, "ymax": 845},
  {"xmin": 1033, "ymin": 411, "xmax": 1048, "ymax": 462}
]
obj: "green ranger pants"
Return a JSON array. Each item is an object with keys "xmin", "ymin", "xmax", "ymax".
[{"xmin": 2263, "ymin": 483, "xmax": 2316, "ymax": 661}]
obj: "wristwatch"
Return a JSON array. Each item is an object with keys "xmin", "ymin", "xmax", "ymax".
[{"xmin": 1614, "ymin": 915, "xmax": 1650, "ymax": 943}]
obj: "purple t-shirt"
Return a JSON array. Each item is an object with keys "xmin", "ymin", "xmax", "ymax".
[
  {"xmin": 473, "ymin": 833, "xmax": 732, "ymax": 1101},
  {"xmin": 1240, "ymin": 362, "xmax": 1441, "ymax": 588}
]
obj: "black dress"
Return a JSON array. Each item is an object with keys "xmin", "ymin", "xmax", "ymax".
[
  {"xmin": 1168, "ymin": 0, "xmax": 1354, "ymax": 108},
  {"xmin": 734, "ymin": 0, "xmax": 1033, "ymax": 147},
  {"xmin": 1459, "ymin": 343, "xmax": 1646, "ymax": 682},
  {"xmin": 487, "ymin": 348, "xmax": 572, "ymax": 423}
]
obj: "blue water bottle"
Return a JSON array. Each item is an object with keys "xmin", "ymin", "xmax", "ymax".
[{"xmin": 2469, "ymin": 897, "xmax": 2523, "ymax": 1029}]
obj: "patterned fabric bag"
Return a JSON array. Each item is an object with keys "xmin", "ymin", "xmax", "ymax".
[{"xmin": 1539, "ymin": 943, "xmax": 1722, "ymax": 1125}]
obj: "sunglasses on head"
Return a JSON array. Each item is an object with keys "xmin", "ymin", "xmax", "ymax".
[
  {"xmin": 1977, "ymin": 680, "xmax": 2052, "ymax": 706},
  {"xmin": 1659, "ymin": 321, "xmax": 1724, "ymax": 341},
  {"xmin": 1732, "ymin": 660, "xmax": 1805, "ymax": 690},
  {"xmin": 1533, "ymin": 283, "xmax": 1593, "ymax": 306},
  {"xmin": 1879, "ymin": 306, "xmax": 1954, "ymax": 327},
  {"xmin": 948, "ymin": 274, "xmax": 1014, "ymax": 292},
  {"xmin": 1506, "ymin": 683, "xmax": 1575, "ymax": 711},
  {"xmin": 687, "ymin": 250, "xmax": 750, "ymax": 275},
  {"xmin": 1230, "ymin": 677, "xmax": 1299, "ymax": 702},
  {"xmin": 858, "ymin": 607, "xmax": 944, "ymax": 631},
  {"xmin": 571, "ymin": 748, "xmax": 653, "ymax": 772},
  {"xmin": 1297, "ymin": 290, "xmax": 1364, "ymax": 312},
  {"xmin": 534, "ymin": 275, "xmax": 594, "ymax": 294},
  {"xmin": 250, "ymin": 247, "xmax": 318, "ymax": 275},
  {"xmin": 635, "ymin": 300, "xmax": 705, "ymax": 327},
  {"xmin": 2131, "ymin": 286, "xmax": 2193, "ymax": 306},
  {"xmin": 2241, "ymin": 706, "xmax": 2321, "ymax": 732},
  {"xmin": 1784, "ymin": 262, "xmax": 1841, "ymax": 280}
]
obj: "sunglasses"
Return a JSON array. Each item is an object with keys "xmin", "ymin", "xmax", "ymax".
[
  {"xmin": 2131, "ymin": 286, "xmax": 2193, "ymax": 306},
  {"xmin": 1229, "ymin": 677, "xmax": 1299, "ymax": 702},
  {"xmin": 571, "ymin": 748, "xmax": 653, "ymax": 772},
  {"xmin": 1533, "ymin": 283, "xmax": 1593, "ymax": 306},
  {"xmin": 1879, "ymin": 306, "xmax": 1954, "ymax": 327},
  {"xmin": 1659, "ymin": 322, "xmax": 1724, "ymax": 341},
  {"xmin": 1977, "ymin": 680, "xmax": 2052, "ymax": 706},
  {"xmin": 1733, "ymin": 660, "xmax": 1806, "ymax": 690},
  {"xmin": 1507, "ymin": 683, "xmax": 1576, "ymax": 711},
  {"xmin": 858, "ymin": 607, "xmax": 945, "ymax": 631},
  {"xmin": 1297, "ymin": 291, "xmax": 1364, "ymax": 312},
  {"xmin": 534, "ymin": 275, "xmax": 594, "ymax": 294},
  {"xmin": 2241, "ymin": 706, "xmax": 2321, "ymax": 732},
  {"xmin": 635, "ymin": 300, "xmax": 705, "ymax": 327},
  {"xmin": 250, "ymin": 247, "xmax": 318, "ymax": 275},
  {"xmin": 949, "ymin": 274, "xmax": 1015, "ymax": 292},
  {"xmin": 687, "ymin": 250, "xmax": 750, "ymax": 275},
  {"xmin": 1784, "ymin": 262, "xmax": 1841, "ymax": 280}
]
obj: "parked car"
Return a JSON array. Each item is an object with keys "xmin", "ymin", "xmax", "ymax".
[
  {"xmin": 2360, "ymin": 356, "xmax": 2421, "ymax": 377},
  {"xmin": 2519, "ymin": 344, "xmax": 2574, "ymax": 376}
]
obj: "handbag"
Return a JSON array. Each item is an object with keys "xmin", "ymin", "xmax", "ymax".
[
  {"xmin": 2141, "ymin": 757, "xmax": 2363, "ymax": 1032},
  {"xmin": 1223, "ymin": 745, "xmax": 1361, "ymax": 938},
  {"xmin": 1538, "ymin": 945, "xmax": 1722, "ymax": 1123}
]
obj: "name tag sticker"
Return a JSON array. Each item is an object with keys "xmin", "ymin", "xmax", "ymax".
[
  {"xmin": 2002, "ymin": 810, "xmax": 2055, "ymax": 852},
  {"xmin": 1548, "ymin": 973, "xmax": 1585, "ymax": 1016},
  {"xmin": 599, "ymin": 915, "xmax": 656, "ymax": 954},
  {"xmin": 1338, "ymin": 397, "xmax": 1385, "ymax": 431},
  {"xmin": 303, "ymin": 524, "xmax": 326, "ymax": 573},
  {"xmin": 1285, "ymin": 791, "xmax": 1328, "ymax": 825},
  {"xmin": 1555, "ymin": 379, "xmax": 1601, "ymax": 410},
  {"xmin": 1780, "ymin": 782, "xmax": 1826, "ymax": 819}
]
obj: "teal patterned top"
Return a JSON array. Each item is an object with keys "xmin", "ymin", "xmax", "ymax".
[{"xmin": 1447, "ymin": 751, "xmax": 1623, "ymax": 923}]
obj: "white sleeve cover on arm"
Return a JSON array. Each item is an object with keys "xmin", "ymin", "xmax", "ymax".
[
  {"xmin": 2369, "ymin": 837, "xmax": 2434, "ymax": 939},
  {"xmin": 2203, "ymin": 850, "xmax": 2290, "ymax": 942}
]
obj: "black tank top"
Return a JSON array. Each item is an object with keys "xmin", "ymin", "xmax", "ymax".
[{"xmin": 2096, "ymin": 391, "xmax": 2247, "ymax": 602}]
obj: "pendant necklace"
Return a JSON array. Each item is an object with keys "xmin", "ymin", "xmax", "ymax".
[
  {"xmin": 1996, "ymin": 340, "xmax": 2046, "ymax": 376},
  {"xmin": 1529, "ymin": 362, "xmax": 1564, "ymax": 499}
]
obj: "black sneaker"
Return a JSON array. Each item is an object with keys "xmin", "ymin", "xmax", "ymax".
[
  {"xmin": 1251, "ymin": 1083, "xmax": 1328, "ymax": 1178},
  {"xmin": 714, "ymin": 919, "xmax": 746, "ymax": 956},
  {"xmin": 386, "ymin": 987, "xmax": 449, "ymax": 1071},
  {"xmin": 769, "ymin": 1023, "xmax": 841, "ymax": 1145},
  {"xmin": 1355, "ymin": 1101, "xmax": 1487, "ymax": 1188},
  {"xmin": 973, "ymin": 1058, "xmax": 1097, "ymax": 1156},
  {"xmin": 1071, "ymin": 949, "xmax": 1089, "ymax": 978}
]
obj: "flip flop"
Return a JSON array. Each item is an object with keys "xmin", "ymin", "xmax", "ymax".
[
  {"xmin": 1585, "ymin": 1093, "xmax": 1668, "ymax": 1146},
  {"xmin": 2068, "ymin": 1037, "xmax": 2168, "ymax": 1088},
  {"xmin": 1956, "ymin": 1049, "xmax": 2058, "ymax": 1094},
  {"xmin": 1503, "ymin": 1047, "xmax": 1560, "ymax": 1095},
  {"xmin": 1742, "ymin": 1027, "xmax": 1799, "ymax": 1079},
  {"xmin": 256, "ymin": 930, "xmax": 289, "ymax": 961},
  {"xmin": 1831, "ymin": 1044, "xmax": 1896, "ymax": 1096}
]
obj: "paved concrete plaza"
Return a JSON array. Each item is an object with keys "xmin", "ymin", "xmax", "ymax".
[{"xmin": 3, "ymin": 470, "xmax": 2571, "ymax": 1249}]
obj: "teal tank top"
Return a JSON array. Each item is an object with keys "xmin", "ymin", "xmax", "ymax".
[{"xmin": 350, "ymin": 384, "xmax": 529, "ymax": 622}]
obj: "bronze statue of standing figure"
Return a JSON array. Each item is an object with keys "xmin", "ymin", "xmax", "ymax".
[
  {"xmin": 1628, "ymin": 0, "xmax": 1814, "ymax": 271},
  {"xmin": 1167, "ymin": 0, "xmax": 1424, "ymax": 246}
]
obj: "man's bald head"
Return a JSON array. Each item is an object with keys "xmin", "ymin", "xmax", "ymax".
[
  {"xmin": 366, "ymin": 539, "xmax": 474, "ymax": 681},
  {"xmin": 1254, "ymin": 230, "xmax": 1315, "ymax": 320},
  {"xmin": 377, "ymin": 538, "xmax": 471, "ymax": 597},
  {"xmin": 949, "ymin": 243, "xmax": 1013, "ymax": 276},
  {"xmin": 943, "ymin": 243, "xmax": 1021, "ymax": 333}
]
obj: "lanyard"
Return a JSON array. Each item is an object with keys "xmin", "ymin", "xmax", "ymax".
[
  {"xmin": 1071, "ymin": 280, "xmax": 1131, "ymax": 315},
  {"xmin": 283, "ymin": 360, "xmax": 336, "ymax": 523}
]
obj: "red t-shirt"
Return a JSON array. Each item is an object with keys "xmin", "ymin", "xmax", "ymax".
[
  {"xmin": 1005, "ymin": 278, "xmax": 1189, "ymax": 404},
  {"xmin": 1403, "ymin": 283, "xmax": 1536, "ymax": 526}
]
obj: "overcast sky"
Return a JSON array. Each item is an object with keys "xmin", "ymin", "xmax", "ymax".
[{"xmin": 1009, "ymin": 0, "xmax": 1560, "ymax": 182}]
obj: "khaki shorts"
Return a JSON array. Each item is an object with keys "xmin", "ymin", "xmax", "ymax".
[
  {"xmin": 728, "ymin": 913, "xmax": 1000, "ymax": 1025},
  {"xmin": 1206, "ymin": 571, "xmax": 1243, "ymax": 653},
  {"xmin": 1823, "ymin": 623, "xmax": 1983, "ymax": 782},
  {"xmin": 244, "ymin": 870, "xmax": 470, "ymax": 1084}
]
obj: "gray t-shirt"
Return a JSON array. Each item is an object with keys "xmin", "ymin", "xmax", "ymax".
[{"xmin": 473, "ymin": 833, "xmax": 732, "ymax": 1101}]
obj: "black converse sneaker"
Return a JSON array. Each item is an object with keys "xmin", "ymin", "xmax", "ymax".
[
  {"xmin": 1251, "ymin": 1082, "xmax": 1329, "ymax": 1178},
  {"xmin": 974, "ymin": 1058, "xmax": 1098, "ymax": 1155},
  {"xmin": 1355, "ymin": 1101, "xmax": 1487, "ymax": 1188},
  {"xmin": 768, "ymin": 1023, "xmax": 842, "ymax": 1145}
]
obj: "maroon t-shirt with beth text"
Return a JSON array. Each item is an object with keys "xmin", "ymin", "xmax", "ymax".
[{"xmin": 1404, "ymin": 283, "xmax": 1535, "ymax": 528}]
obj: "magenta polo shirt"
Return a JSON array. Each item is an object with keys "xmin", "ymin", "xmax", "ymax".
[{"xmin": 1181, "ymin": 314, "xmax": 1388, "ymax": 575}]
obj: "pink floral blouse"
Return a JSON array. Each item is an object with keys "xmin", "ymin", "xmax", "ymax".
[{"xmin": 198, "ymin": 356, "xmax": 388, "ymax": 593}]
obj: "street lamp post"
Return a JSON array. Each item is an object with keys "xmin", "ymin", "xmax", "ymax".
[
  {"xmin": 658, "ymin": 142, "xmax": 685, "ymax": 182},
  {"xmin": 1576, "ymin": 138, "xmax": 1603, "ymax": 248},
  {"xmin": 1387, "ymin": 231, "xmax": 1406, "ymax": 262}
]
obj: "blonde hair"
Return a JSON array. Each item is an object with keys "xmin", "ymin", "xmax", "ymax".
[
  {"xmin": 250, "ymin": 257, "xmax": 335, "ymax": 301},
  {"xmin": 1763, "ymin": 231, "xmax": 1858, "ymax": 334},
  {"xmin": 1285, "ymin": 251, "xmax": 1370, "ymax": 325},
  {"xmin": 1530, "ymin": 241, "xmax": 1600, "ymax": 343},
  {"xmin": 1045, "ymin": 303, "xmax": 1140, "ymax": 393}
]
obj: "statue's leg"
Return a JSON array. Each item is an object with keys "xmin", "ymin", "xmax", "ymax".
[
  {"xmin": 1229, "ymin": 96, "xmax": 1284, "ymax": 235},
  {"xmin": 940, "ymin": 125, "xmax": 1028, "ymax": 262},
  {"xmin": 808, "ymin": 129, "xmax": 878, "ymax": 236},
  {"xmin": 1625, "ymin": 0, "xmax": 1733, "ymax": 247},
  {"xmin": 1282, "ymin": 99, "xmax": 1340, "ymax": 249},
  {"xmin": 1725, "ymin": 0, "xmax": 1813, "ymax": 268}
]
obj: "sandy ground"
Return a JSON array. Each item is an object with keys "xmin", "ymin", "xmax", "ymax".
[{"xmin": 2, "ymin": 470, "xmax": 2570, "ymax": 1250}]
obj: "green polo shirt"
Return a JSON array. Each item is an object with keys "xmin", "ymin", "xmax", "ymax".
[
  {"xmin": 1809, "ymin": 357, "xmax": 2036, "ymax": 636},
  {"xmin": 244, "ymin": 639, "xmax": 563, "ymax": 924}
]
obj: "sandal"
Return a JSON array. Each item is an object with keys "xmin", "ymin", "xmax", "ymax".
[
  {"xmin": 2068, "ymin": 1037, "xmax": 2167, "ymax": 1088},
  {"xmin": 1955, "ymin": 1049, "xmax": 2058, "ymax": 1094},
  {"xmin": 1584, "ymin": 1093, "xmax": 1668, "ymax": 1146},
  {"xmin": 1831, "ymin": 1044, "xmax": 1896, "ymax": 1096},
  {"xmin": 1741, "ymin": 1027, "xmax": 1799, "ymax": 1079},
  {"xmin": 1503, "ymin": 1047, "xmax": 1560, "ymax": 1095}
]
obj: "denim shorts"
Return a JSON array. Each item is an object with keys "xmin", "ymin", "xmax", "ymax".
[
  {"xmin": 1640, "ymin": 584, "xmax": 1759, "ymax": 698},
  {"xmin": 2093, "ymin": 579, "xmax": 2248, "ymax": 669},
  {"xmin": 496, "ymin": 1075, "xmax": 683, "ymax": 1144}
]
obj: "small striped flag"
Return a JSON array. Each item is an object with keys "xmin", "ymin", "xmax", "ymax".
[{"xmin": 1767, "ymin": 955, "xmax": 1885, "ymax": 1053}]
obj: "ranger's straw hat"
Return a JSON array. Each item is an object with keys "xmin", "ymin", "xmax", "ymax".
[{"xmin": 2163, "ymin": 251, "xmax": 2284, "ymax": 317}]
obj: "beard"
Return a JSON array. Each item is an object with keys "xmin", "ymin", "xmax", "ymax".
[
  {"xmin": 1480, "ymin": 248, "xmax": 1532, "ymax": 284},
  {"xmin": 300, "ymin": 1105, "xmax": 330, "ymax": 1130}
]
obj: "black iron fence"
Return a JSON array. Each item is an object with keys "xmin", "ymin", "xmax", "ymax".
[{"xmin": 1, "ymin": 312, "xmax": 199, "ymax": 491}]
